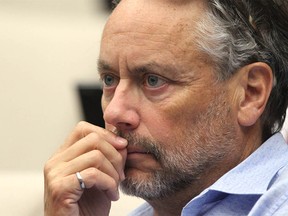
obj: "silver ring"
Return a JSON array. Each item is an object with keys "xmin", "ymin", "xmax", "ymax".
[{"xmin": 76, "ymin": 172, "xmax": 86, "ymax": 190}]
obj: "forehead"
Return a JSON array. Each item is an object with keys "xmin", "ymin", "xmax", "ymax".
[
  {"xmin": 100, "ymin": 0, "xmax": 209, "ymax": 74},
  {"xmin": 105, "ymin": 0, "xmax": 205, "ymax": 35}
]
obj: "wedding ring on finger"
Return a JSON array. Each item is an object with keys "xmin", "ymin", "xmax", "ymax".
[{"xmin": 76, "ymin": 172, "xmax": 86, "ymax": 190}]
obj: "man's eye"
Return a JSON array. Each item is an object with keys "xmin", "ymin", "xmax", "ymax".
[
  {"xmin": 145, "ymin": 74, "xmax": 167, "ymax": 88},
  {"xmin": 103, "ymin": 74, "xmax": 117, "ymax": 87}
]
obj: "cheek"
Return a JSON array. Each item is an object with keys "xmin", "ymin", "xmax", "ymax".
[
  {"xmin": 143, "ymin": 90, "xmax": 210, "ymax": 144},
  {"xmin": 161, "ymin": 89, "xmax": 212, "ymax": 127},
  {"xmin": 148, "ymin": 86, "xmax": 228, "ymax": 148}
]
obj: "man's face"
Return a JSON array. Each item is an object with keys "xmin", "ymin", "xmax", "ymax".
[{"xmin": 99, "ymin": 0, "xmax": 242, "ymax": 200}]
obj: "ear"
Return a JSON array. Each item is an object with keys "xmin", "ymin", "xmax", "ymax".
[{"xmin": 237, "ymin": 62, "xmax": 273, "ymax": 127}]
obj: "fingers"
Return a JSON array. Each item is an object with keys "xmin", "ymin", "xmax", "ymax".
[
  {"xmin": 54, "ymin": 131, "xmax": 127, "ymax": 181},
  {"xmin": 63, "ymin": 148, "xmax": 121, "ymax": 181},
  {"xmin": 60, "ymin": 121, "xmax": 127, "ymax": 151},
  {"xmin": 44, "ymin": 121, "xmax": 128, "ymax": 215},
  {"xmin": 76, "ymin": 169, "xmax": 120, "ymax": 201},
  {"xmin": 45, "ymin": 121, "xmax": 128, "ymax": 202},
  {"xmin": 44, "ymin": 169, "xmax": 119, "ymax": 215}
]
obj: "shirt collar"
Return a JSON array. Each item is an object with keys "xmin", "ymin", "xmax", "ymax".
[{"xmin": 209, "ymin": 133, "xmax": 288, "ymax": 195}]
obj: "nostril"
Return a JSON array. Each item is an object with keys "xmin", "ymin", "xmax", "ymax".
[{"xmin": 116, "ymin": 122, "xmax": 133, "ymax": 130}]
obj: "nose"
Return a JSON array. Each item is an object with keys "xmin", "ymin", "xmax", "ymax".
[{"xmin": 102, "ymin": 81, "xmax": 140, "ymax": 132}]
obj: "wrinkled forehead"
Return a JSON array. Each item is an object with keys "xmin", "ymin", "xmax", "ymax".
[{"xmin": 103, "ymin": 0, "xmax": 206, "ymax": 36}]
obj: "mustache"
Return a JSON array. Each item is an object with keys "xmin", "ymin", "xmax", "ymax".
[{"xmin": 117, "ymin": 131, "xmax": 161, "ymax": 160}]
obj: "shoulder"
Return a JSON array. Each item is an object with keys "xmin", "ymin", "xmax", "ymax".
[{"xmin": 249, "ymin": 164, "xmax": 288, "ymax": 215}]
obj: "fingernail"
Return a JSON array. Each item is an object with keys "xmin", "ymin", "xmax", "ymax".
[{"xmin": 116, "ymin": 136, "xmax": 128, "ymax": 145}]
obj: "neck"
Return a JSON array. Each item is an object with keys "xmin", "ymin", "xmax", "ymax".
[
  {"xmin": 147, "ymin": 184, "xmax": 200, "ymax": 216},
  {"xmin": 238, "ymin": 124, "xmax": 263, "ymax": 162},
  {"xmin": 147, "ymin": 168, "xmax": 233, "ymax": 216}
]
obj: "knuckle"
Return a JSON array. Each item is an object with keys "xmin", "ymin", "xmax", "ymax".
[
  {"xmin": 76, "ymin": 121, "xmax": 90, "ymax": 138},
  {"xmin": 86, "ymin": 132, "xmax": 102, "ymax": 149},
  {"xmin": 89, "ymin": 168, "xmax": 117, "ymax": 188},
  {"xmin": 88, "ymin": 167, "xmax": 99, "ymax": 177},
  {"xmin": 87, "ymin": 132, "xmax": 100, "ymax": 141},
  {"xmin": 90, "ymin": 150, "xmax": 105, "ymax": 165},
  {"xmin": 86, "ymin": 167, "xmax": 102, "ymax": 182},
  {"xmin": 44, "ymin": 162, "xmax": 52, "ymax": 175},
  {"xmin": 76, "ymin": 121, "xmax": 87, "ymax": 129},
  {"xmin": 91, "ymin": 149, "xmax": 103, "ymax": 158},
  {"xmin": 45, "ymin": 168, "xmax": 57, "ymax": 183},
  {"xmin": 44, "ymin": 161, "xmax": 57, "ymax": 178},
  {"xmin": 44, "ymin": 162, "xmax": 66, "ymax": 184}
]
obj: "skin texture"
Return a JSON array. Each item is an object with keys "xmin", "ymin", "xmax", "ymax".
[
  {"xmin": 44, "ymin": 0, "xmax": 273, "ymax": 215},
  {"xmin": 44, "ymin": 122, "xmax": 128, "ymax": 216}
]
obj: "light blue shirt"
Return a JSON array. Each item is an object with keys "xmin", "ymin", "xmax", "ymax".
[{"xmin": 128, "ymin": 133, "xmax": 288, "ymax": 216}]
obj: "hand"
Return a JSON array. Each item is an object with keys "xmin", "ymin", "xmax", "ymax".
[{"xmin": 44, "ymin": 121, "xmax": 128, "ymax": 216}]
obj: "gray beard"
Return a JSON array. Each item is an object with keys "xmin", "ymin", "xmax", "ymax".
[
  {"xmin": 119, "ymin": 143, "xmax": 198, "ymax": 200},
  {"xmin": 119, "ymin": 92, "xmax": 236, "ymax": 200},
  {"xmin": 119, "ymin": 132, "xmax": 232, "ymax": 200}
]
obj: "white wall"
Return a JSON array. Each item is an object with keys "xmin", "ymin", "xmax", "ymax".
[
  {"xmin": 0, "ymin": 2, "xmax": 145, "ymax": 215},
  {"xmin": 0, "ymin": 1, "xmax": 145, "ymax": 215},
  {"xmin": 0, "ymin": 0, "xmax": 108, "ymax": 171}
]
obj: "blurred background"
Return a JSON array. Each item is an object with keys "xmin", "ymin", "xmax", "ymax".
[
  {"xmin": 0, "ymin": 0, "xmax": 143, "ymax": 215},
  {"xmin": 0, "ymin": 0, "xmax": 287, "ymax": 215}
]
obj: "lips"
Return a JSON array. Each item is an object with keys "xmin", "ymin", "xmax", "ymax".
[
  {"xmin": 127, "ymin": 146, "xmax": 150, "ymax": 154},
  {"xmin": 125, "ymin": 145, "xmax": 160, "ymax": 171}
]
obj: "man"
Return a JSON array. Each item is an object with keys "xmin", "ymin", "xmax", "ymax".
[{"xmin": 44, "ymin": 0, "xmax": 288, "ymax": 215}]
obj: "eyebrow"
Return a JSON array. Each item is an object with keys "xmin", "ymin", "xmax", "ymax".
[
  {"xmin": 133, "ymin": 62, "xmax": 180, "ymax": 79},
  {"xmin": 97, "ymin": 59, "xmax": 181, "ymax": 78},
  {"xmin": 97, "ymin": 59, "xmax": 113, "ymax": 74}
]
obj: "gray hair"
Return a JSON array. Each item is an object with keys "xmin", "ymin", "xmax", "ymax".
[
  {"xmin": 196, "ymin": 0, "xmax": 288, "ymax": 141},
  {"xmin": 111, "ymin": 0, "xmax": 288, "ymax": 141}
]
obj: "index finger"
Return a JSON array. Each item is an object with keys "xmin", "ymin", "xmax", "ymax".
[{"xmin": 59, "ymin": 121, "xmax": 127, "ymax": 152}]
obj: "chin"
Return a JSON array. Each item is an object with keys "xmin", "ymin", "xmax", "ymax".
[{"xmin": 120, "ymin": 168, "xmax": 182, "ymax": 200}]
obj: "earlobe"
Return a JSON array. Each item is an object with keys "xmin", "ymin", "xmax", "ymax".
[
  {"xmin": 238, "ymin": 106, "xmax": 261, "ymax": 127},
  {"xmin": 237, "ymin": 63, "xmax": 273, "ymax": 127}
]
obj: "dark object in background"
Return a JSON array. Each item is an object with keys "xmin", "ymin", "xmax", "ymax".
[
  {"xmin": 103, "ymin": 0, "xmax": 113, "ymax": 10},
  {"xmin": 78, "ymin": 85, "xmax": 105, "ymax": 128}
]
